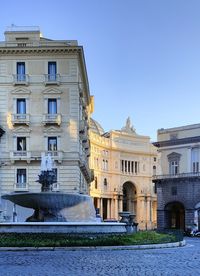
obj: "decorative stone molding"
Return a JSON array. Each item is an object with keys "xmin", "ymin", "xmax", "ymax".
[
  {"xmin": 11, "ymin": 87, "xmax": 31, "ymax": 94},
  {"xmin": 42, "ymin": 87, "xmax": 63, "ymax": 95},
  {"xmin": 12, "ymin": 126, "xmax": 31, "ymax": 135},
  {"xmin": 167, "ymin": 152, "xmax": 181, "ymax": 162},
  {"xmin": 0, "ymin": 47, "xmax": 82, "ymax": 55},
  {"xmin": 43, "ymin": 126, "xmax": 62, "ymax": 134}
]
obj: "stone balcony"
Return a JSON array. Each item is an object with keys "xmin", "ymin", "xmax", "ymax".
[
  {"xmin": 44, "ymin": 74, "xmax": 60, "ymax": 85},
  {"xmin": 13, "ymin": 74, "xmax": 29, "ymax": 85},
  {"xmin": 42, "ymin": 114, "xmax": 61, "ymax": 126},
  {"xmin": 0, "ymin": 74, "xmax": 78, "ymax": 85},
  {"xmin": 45, "ymin": 151, "xmax": 63, "ymax": 163},
  {"xmin": 10, "ymin": 150, "xmax": 63, "ymax": 163},
  {"xmin": 12, "ymin": 114, "xmax": 30, "ymax": 125},
  {"xmin": 10, "ymin": 151, "xmax": 31, "ymax": 162},
  {"xmin": 14, "ymin": 182, "xmax": 29, "ymax": 192}
]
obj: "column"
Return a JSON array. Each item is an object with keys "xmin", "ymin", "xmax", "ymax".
[
  {"xmin": 114, "ymin": 198, "xmax": 118, "ymax": 219},
  {"xmin": 137, "ymin": 196, "xmax": 146, "ymax": 230},
  {"xmin": 146, "ymin": 198, "xmax": 151, "ymax": 230},
  {"xmin": 119, "ymin": 197, "xmax": 123, "ymax": 213},
  {"xmin": 100, "ymin": 198, "xmax": 103, "ymax": 218}
]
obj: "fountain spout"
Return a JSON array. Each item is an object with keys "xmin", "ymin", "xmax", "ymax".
[{"xmin": 36, "ymin": 153, "xmax": 57, "ymax": 192}]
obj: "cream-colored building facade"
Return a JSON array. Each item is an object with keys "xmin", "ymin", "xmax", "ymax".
[
  {"xmin": 90, "ymin": 118, "xmax": 158, "ymax": 230},
  {"xmin": 0, "ymin": 27, "xmax": 93, "ymax": 218}
]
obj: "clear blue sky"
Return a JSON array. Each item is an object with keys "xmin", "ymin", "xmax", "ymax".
[{"xmin": 0, "ymin": 0, "xmax": 200, "ymax": 140}]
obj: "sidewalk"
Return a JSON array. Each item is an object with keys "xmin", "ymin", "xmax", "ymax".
[{"xmin": 0, "ymin": 239, "xmax": 186, "ymax": 251}]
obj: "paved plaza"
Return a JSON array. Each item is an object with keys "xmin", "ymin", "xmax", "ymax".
[{"xmin": 0, "ymin": 238, "xmax": 199, "ymax": 276}]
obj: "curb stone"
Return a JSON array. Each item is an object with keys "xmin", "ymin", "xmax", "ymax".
[{"xmin": 0, "ymin": 240, "xmax": 186, "ymax": 251}]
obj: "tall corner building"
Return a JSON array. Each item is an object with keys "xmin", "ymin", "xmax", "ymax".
[{"xmin": 0, "ymin": 26, "xmax": 92, "ymax": 215}]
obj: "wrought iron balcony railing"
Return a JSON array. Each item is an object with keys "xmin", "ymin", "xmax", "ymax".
[{"xmin": 153, "ymin": 172, "xmax": 200, "ymax": 181}]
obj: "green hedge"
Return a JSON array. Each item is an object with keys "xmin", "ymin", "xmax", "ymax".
[{"xmin": 0, "ymin": 231, "xmax": 178, "ymax": 247}]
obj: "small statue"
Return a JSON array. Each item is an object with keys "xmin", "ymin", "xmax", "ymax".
[{"xmin": 121, "ymin": 117, "xmax": 136, "ymax": 134}]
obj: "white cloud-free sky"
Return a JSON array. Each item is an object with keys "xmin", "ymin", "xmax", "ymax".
[{"xmin": 0, "ymin": 0, "xmax": 200, "ymax": 140}]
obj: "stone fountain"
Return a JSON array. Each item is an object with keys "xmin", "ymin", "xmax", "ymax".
[
  {"xmin": 0, "ymin": 154, "xmax": 126, "ymax": 234},
  {"xmin": 2, "ymin": 154, "xmax": 96, "ymax": 222}
]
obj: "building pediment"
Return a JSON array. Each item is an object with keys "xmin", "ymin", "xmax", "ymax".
[
  {"xmin": 167, "ymin": 152, "xmax": 181, "ymax": 161},
  {"xmin": 42, "ymin": 87, "xmax": 63, "ymax": 95},
  {"xmin": 11, "ymin": 87, "xmax": 31, "ymax": 95},
  {"xmin": 12, "ymin": 126, "xmax": 31, "ymax": 134},
  {"xmin": 43, "ymin": 126, "xmax": 62, "ymax": 134}
]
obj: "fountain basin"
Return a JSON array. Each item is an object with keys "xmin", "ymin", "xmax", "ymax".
[
  {"xmin": 2, "ymin": 192, "xmax": 96, "ymax": 222},
  {"xmin": 0, "ymin": 222, "xmax": 127, "ymax": 235}
]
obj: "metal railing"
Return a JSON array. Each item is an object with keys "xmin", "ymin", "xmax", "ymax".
[{"xmin": 153, "ymin": 172, "xmax": 200, "ymax": 180}]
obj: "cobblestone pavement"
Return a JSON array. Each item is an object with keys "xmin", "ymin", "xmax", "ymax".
[{"xmin": 0, "ymin": 238, "xmax": 200, "ymax": 276}]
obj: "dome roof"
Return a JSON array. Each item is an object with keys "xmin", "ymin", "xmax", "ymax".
[{"xmin": 90, "ymin": 118, "xmax": 105, "ymax": 135}]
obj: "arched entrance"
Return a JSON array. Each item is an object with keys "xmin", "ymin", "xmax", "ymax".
[
  {"xmin": 164, "ymin": 202, "xmax": 185, "ymax": 230},
  {"xmin": 194, "ymin": 202, "xmax": 200, "ymax": 230},
  {"xmin": 122, "ymin": 182, "xmax": 137, "ymax": 214}
]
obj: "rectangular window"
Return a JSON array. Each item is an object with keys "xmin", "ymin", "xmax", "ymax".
[
  {"xmin": 17, "ymin": 169, "xmax": 26, "ymax": 185},
  {"xmin": 48, "ymin": 99, "xmax": 57, "ymax": 114},
  {"xmin": 17, "ymin": 99, "xmax": 26, "ymax": 114},
  {"xmin": 170, "ymin": 161, "xmax": 179, "ymax": 175},
  {"xmin": 48, "ymin": 62, "xmax": 57, "ymax": 81},
  {"xmin": 17, "ymin": 137, "xmax": 26, "ymax": 151},
  {"xmin": 48, "ymin": 137, "xmax": 57, "ymax": 151},
  {"xmin": 191, "ymin": 148, "xmax": 199, "ymax": 173},
  {"xmin": 17, "ymin": 62, "xmax": 25, "ymax": 81}
]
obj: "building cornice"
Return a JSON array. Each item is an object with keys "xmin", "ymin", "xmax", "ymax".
[
  {"xmin": 153, "ymin": 136, "xmax": 200, "ymax": 148},
  {"xmin": 0, "ymin": 46, "xmax": 81, "ymax": 55}
]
